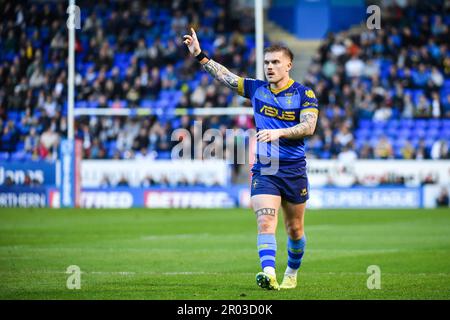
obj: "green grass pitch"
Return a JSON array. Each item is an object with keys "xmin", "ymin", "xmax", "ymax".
[{"xmin": 0, "ymin": 208, "xmax": 449, "ymax": 300}]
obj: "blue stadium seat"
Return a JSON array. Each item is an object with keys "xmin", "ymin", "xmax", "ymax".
[
  {"xmin": 7, "ymin": 111, "xmax": 20, "ymax": 122},
  {"xmin": 399, "ymin": 119, "xmax": 414, "ymax": 128},
  {"xmin": 10, "ymin": 151, "xmax": 27, "ymax": 161},
  {"xmin": 140, "ymin": 99, "xmax": 154, "ymax": 109},
  {"xmin": 387, "ymin": 119, "xmax": 400, "ymax": 128},
  {"xmin": 414, "ymin": 120, "xmax": 427, "ymax": 128},
  {"xmin": 320, "ymin": 150, "xmax": 331, "ymax": 159},
  {"xmin": 393, "ymin": 139, "xmax": 407, "ymax": 149},
  {"xmin": 373, "ymin": 121, "xmax": 386, "ymax": 129},
  {"xmin": 157, "ymin": 151, "xmax": 172, "ymax": 159},
  {"xmin": 386, "ymin": 126, "xmax": 398, "ymax": 138},
  {"xmin": 397, "ymin": 128, "xmax": 411, "ymax": 139},
  {"xmin": 75, "ymin": 101, "xmax": 88, "ymax": 108},
  {"xmin": 88, "ymin": 101, "xmax": 99, "ymax": 108},
  {"xmin": 355, "ymin": 128, "xmax": 370, "ymax": 138},
  {"xmin": 411, "ymin": 128, "xmax": 427, "ymax": 139},
  {"xmin": 428, "ymin": 119, "xmax": 441, "ymax": 129},
  {"xmin": 359, "ymin": 120, "xmax": 372, "ymax": 129},
  {"xmin": 427, "ymin": 129, "xmax": 440, "ymax": 139},
  {"xmin": 373, "ymin": 128, "xmax": 385, "ymax": 137},
  {"xmin": 443, "ymin": 79, "xmax": 450, "ymax": 89},
  {"xmin": 0, "ymin": 152, "xmax": 9, "ymax": 161},
  {"xmin": 442, "ymin": 128, "xmax": 450, "ymax": 139}
]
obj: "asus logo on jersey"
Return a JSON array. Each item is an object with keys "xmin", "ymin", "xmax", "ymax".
[{"xmin": 259, "ymin": 105, "xmax": 296, "ymax": 121}]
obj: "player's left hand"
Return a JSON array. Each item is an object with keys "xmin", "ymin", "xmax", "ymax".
[{"xmin": 256, "ymin": 129, "xmax": 284, "ymax": 142}]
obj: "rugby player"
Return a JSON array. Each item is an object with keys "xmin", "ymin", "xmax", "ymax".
[{"xmin": 183, "ymin": 28, "xmax": 319, "ymax": 290}]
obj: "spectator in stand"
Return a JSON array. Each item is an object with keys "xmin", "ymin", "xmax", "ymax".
[
  {"xmin": 117, "ymin": 175, "xmax": 130, "ymax": 187},
  {"xmin": 141, "ymin": 174, "xmax": 157, "ymax": 187},
  {"xmin": 337, "ymin": 145, "xmax": 358, "ymax": 162},
  {"xmin": 416, "ymin": 94, "xmax": 432, "ymax": 118},
  {"xmin": 39, "ymin": 126, "xmax": 59, "ymax": 160},
  {"xmin": 334, "ymin": 123, "xmax": 354, "ymax": 149},
  {"xmin": 416, "ymin": 139, "xmax": 430, "ymax": 160},
  {"xmin": 431, "ymin": 139, "xmax": 449, "ymax": 160},
  {"xmin": 358, "ymin": 143, "xmax": 374, "ymax": 159},
  {"xmin": 24, "ymin": 127, "xmax": 39, "ymax": 153},
  {"xmin": 400, "ymin": 141, "xmax": 415, "ymax": 160},
  {"xmin": 402, "ymin": 93, "xmax": 415, "ymax": 118},
  {"xmin": 374, "ymin": 136, "xmax": 394, "ymax": 159},
  {"xmin": 436, "ymin": 187, "xmax": 449, "ymax": 207},
  {"xmin": 442, "ymin": 94, "xmax": 450, "ymax": 117},
  {"xmin": 345, "ymin": 54, "xmax": 365, "ymax": 78}
]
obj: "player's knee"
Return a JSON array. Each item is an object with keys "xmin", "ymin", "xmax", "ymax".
[
  {"xmin": 258, "ymin": 219, "xmax": 276, "ymax": 233},
  {"xmin": 286, "ymin": 224, "xmax": 304, "ymax": 240}
]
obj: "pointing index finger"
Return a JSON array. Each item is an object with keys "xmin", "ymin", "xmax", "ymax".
[{"xmin": 191, "ymin": 27, "xmax": 197, "ymax": 39}]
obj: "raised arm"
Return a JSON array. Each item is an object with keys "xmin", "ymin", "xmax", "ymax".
[{"xmin": 183, "ymin": 28, "xmax": 241, "ymax": 92}]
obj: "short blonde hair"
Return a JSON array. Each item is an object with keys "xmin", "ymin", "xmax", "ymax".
[{"xmin": 264, "ymin": 45, "xmax": 294, "ymax": 62}]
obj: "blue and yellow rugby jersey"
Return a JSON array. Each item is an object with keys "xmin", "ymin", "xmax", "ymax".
[{"xmin": 237, "ymin": 77, "xmax": 319, "ymax": 169}]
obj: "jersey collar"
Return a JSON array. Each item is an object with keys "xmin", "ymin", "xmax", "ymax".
[{"xmin": 269, "ymin": 78, "xmax": 294, "ymax": 94}]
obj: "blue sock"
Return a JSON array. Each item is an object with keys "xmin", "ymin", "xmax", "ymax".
[
  {"xmin": 257, "ymin": 234, "xmax": 277, "ymax": 275},
  {"xmin": 286, "ymin": 235, "xmax": 306, "ymax": 275}
]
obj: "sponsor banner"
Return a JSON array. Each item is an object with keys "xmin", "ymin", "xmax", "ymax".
[
  {"xmin": 0, "ymin": 161, "xmax": 56, "ymax": 186},
  {"xmin": 307, "ymin": 160, "xmax": 450, "ymax": 187},
  {"xmin": 82, "ymin": 189, "xmax": 136, "ymax": 208},
  {"xmin": 48, "ymin": 187, "xmax": 243, "ymax": 209},
  {"xmin": 81, "ymin": 160, "xmax": 230, "ymax": 188},
  {"xmin": 46, "ymin": 186, "xmax": 421, "ymax": 209},
  {"xmin": 307, "ymin": 187, "xmax": 422, "ymax": 209},
  {"xmin": 0, "ymin": 186, "xmax": 47, "ymax": 207},
  {"xmin": 49, "ymin": 188, "xmax": 138, "ymax": 208},
  {"xmin": 144, "ymin": 188, "xmax": 236, "ymax": 208}
]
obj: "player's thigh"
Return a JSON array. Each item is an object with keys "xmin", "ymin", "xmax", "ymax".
[
  {"xmin": 251, "ymin": 194, "xmax": 281, "ymax": 232},
  {"xmin": 281, "ymin": 199, "xmax": 306, "ymax": 235}
]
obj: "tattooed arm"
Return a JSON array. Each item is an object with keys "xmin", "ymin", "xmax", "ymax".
[
  {"xmin": 201, "ymin": 59, "xmax": 240, "ymax": 91},
  {"xmin": 256, "ymin": 111, "xmax": 318, "ymax": 142},
  {"xmin": 281, "ymin": 111, "xmax": 318, "ymax": 139},
  {"xmin": 183, "ymin": 28, "xmax": 241, "ymax": 92}
]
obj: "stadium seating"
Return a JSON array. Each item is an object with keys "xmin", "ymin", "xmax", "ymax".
[
  {"xmin": 303, "ymin": 1, "xmax": 449, "ymax": 159},
  {"xmin": 0, "ymin": 0, "xmax": 448, "ymax": 169}
]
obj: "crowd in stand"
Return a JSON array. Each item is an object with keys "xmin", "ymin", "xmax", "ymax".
[
  {"xmin": 0, "ymin": 0, "xmax": 449, "ymax": 174},
  {"xmin": 0, "ymin": 0, "xmax": 256, "ymax": 168},
  {"xmin": 304, "ymin": 0, "xmax": 450, "ymax": 160}
]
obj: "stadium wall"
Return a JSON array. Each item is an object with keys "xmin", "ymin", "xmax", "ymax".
[
  {"xmin": 0, "ymin": 185, "xmax": 438, "ymax": 209},
  {"xmin": 1, "ymin": 160, "xmax": 449, "ymax": 209}
]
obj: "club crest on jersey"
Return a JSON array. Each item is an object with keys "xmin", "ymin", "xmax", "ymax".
[{"xmin": 305, "ymin": 90, "xmax": 316, "ymax": 99}]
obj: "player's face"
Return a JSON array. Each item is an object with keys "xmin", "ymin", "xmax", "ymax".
[{"xmin": 264, "ymin": 51, "xmax": 292, "ymax": 84}]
